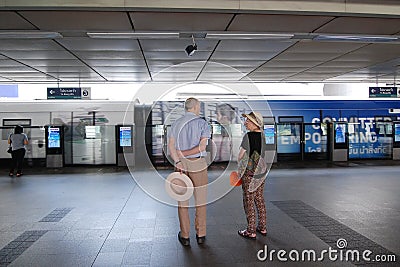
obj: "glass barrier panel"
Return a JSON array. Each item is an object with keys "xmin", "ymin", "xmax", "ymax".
[
  {"xmin": 277, "ymin": 124, "xmax": 301, "ymax": 153},
  {"xmin": 64, "ymin": 124, "xmax": 116, "ymax": 165},
  {"xmin": 304, "ymin": 124, "xmax": 327, "ymax": 154},
  {"xmin": 349, "ymin": 122, "xmax": 392, "ymax": 159}
]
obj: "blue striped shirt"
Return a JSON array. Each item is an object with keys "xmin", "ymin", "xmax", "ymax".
[{"xmin": 169, "ymin": 112, "xmax": 211, "ymax": 158}]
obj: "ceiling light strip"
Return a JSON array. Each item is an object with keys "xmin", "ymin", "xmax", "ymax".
[
  {"xmin": 0, "ymin": 31, "xmax": 63, "ymax": 39},
  {"xmin": 86, "ymin": 31, "xmax": 400, "ymax": 43},
  {"xmin": 206, "ymin": 32, "xmax": 294, "ymax": 40},
  {"xmin": 314, "ymin": 34, "xmax": 399, "ymax": 43},
  {"xmin": 87, "ymin": 32, "xmax": 179, "ymax": 39}
]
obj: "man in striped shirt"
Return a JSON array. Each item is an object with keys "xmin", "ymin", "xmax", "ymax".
[{"xmin": 168, "ymin": 97, "xmax": 211, "ymax": 246}]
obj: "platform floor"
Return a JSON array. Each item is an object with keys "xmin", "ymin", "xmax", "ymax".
[{"xmin": 0, "ymin": 164, "xmax": 399, "ymax": 266}]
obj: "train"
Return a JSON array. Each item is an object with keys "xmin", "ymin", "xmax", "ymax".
[
  {"xmin": 1, "ymin": 99, "xmax": 400, "ymax": 166},
  {"xmin": 151, "ymin": 99, "xmax": 400, "ymax": 164}
]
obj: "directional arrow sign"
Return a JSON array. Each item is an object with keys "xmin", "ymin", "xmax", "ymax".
[
  {"xmin": 369, "ymin": 87, "xmax": 398, "ymax": 98},
  {"xmin": 47, "ymin": 88, "xmax": 82, "ymax": 99}
]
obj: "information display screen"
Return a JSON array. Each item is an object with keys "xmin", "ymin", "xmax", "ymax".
[
  {"xmin": 335, "ymin": 124, "xmax": 346, "ymax": 144},
  {"xmin": 264, "ymin": 124, "xmax": 275, "ymax": 145},
  {"xmin": 119, "ymin": 126, "xmax": 132, "ymax": 147},
  {"xmin": 48, "ymin": 127, "xmax": 60, "ymax": 148},
  {"xmin": 395, "ymin": 123, "xmax": 400, "ymax": 142}
]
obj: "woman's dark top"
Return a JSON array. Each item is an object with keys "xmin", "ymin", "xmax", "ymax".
[
  {"xmin": 240, "ymin": 132, "xmax": 264, "ymax": 157},
  {"xmin": 240, "ymin": 132, "xmax": 267, "ymax": 178}
]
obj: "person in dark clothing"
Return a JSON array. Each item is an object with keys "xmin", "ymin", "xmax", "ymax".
[
  {"xmin": 8, "ymin": 125, "xmax": 29, "ymax": 177},
  {"xmin": 237, "ymin": 112, "xmax": 268, "ymax": 239}
]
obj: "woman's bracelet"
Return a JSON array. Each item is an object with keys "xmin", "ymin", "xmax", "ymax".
[{"xmin": 175, "ymin": 160, "xmax": 181, "ymax": 165}]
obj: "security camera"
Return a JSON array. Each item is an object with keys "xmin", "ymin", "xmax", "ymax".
[
  {"xmin": 185, "ymin": 44, "xmax": 197, "ymax": 56},
  {"xmin": 185, "ymin": 35, "xmax": 197, "ymax": 56}
]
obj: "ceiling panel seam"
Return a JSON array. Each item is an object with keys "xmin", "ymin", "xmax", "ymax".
[
  {"xmin": 240, "ymin": 41, "xmax": 299, "ymax": 82},
  {"xmin": 15, "ymin": 10, "xmax": 40, "ymax": 30},
  {"xmin": 15, "ymin": 10, "xmax": 108, "ymax": 82},
  {"xmin": 312, "ymin": 16, "xmax": 337, "ymax": 33},
  {"xmin": 196, "ymin": 13, "xmax": 237, "ymax": 81},
  {"xmin": 243, "ymin": 17, "xmax": 336, "ymax": 81},
  {"xmin": 52, "ymin": 40, "xmax": 108, "ymax": 82},
  {"xmin": 0, "ymin": 53, "xmax": 60, "ymax": 82},
  {"xmin": 281, "ymin": 43, "xmax": 373, "ymax": 81},
  {"xmin": 129, "ymin": 11, "xmax": 152, "ymax": 81}
]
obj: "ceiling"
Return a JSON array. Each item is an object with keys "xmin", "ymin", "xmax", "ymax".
[{"xmin": 1, "ymin": 10, "xmax": 400, "ymax": 84}]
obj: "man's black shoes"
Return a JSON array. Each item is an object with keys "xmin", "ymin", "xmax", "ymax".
[
  {"xmin": 196, "ymin": 234, "xmax": 206, "ymax": 245},
  {"xmin": 178, "ymin": 232, "xmax": 190, "ymax": 247},
  {"xmin": 178, "ymin": 232, "xmax": 206, "ymax": 246}
]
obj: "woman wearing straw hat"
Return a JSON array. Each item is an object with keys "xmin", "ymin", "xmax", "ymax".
[{"xmin": 237, "ymin": 111, "xmax": 267, "ymax": 239}]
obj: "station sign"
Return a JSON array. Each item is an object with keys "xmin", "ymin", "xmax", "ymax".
[
  {"xmin": 47, "ymin": 87, "xmax": 91, "ymax": 99},
  {"xmin": 47, "ymin": 87, "xmax": 81, "ymax": 99},
  {"xmin": 369, "ymin": 87, "xmax": 399, "ymax": 98}
]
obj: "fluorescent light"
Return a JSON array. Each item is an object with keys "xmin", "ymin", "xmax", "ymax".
[
  {"xmin": 314, "ymin": 34, "xmax": 398, "ymax": 43},
  {"xmin": 86, "ymin": 31, "xmax": 399, "ymax": 43},
  {"xmin": 87, "ymin": 32, "xmax": 179, "ymax": 39},
  {"xmin": 0, "ymin": 31, "xmax": 63, "ymax": 39},
  {"xmin": 206, "ymin": 32, "xmax": 294, "ymax": 40}
]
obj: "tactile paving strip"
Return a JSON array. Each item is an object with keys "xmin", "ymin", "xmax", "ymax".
[
  {"xmin": 272, "ymin": 200, "xmax": 398, "ymax": 266},
  {"xmin": 39, "ymin": 208, "xmax": 73, "ymax": 222},
  {"xmin": 0, "ymin": 230, "xmax": 47, "ymax": 266}
]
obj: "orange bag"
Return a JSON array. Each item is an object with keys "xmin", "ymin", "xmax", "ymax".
[{"xmin": 230, "ymin": 171, "xmax": 242, "ymax": 186}]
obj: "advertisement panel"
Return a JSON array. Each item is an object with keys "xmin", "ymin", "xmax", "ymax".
[
  {"xmin": 119, "ymin": 126, "xmax": 132, "ymax": 147},
  {"xmin": 263, "ymin": 125, "xmax": 275, "ymax": 145},
  {"xmin": 48, "ymin": 127, "xmax": 60, "ymax": 148}
]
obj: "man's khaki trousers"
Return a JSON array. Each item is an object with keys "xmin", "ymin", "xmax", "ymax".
[{"xmin": 178, "ymin": 157, "xmax": 208, "ymax": 238}]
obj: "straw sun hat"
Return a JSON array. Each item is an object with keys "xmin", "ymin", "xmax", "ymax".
[
  {"xmin": 242, "ymin": 112, "xmax": 263, "ymax": 128},
  {"xmin": 165, "ymin": 172, "xmax": 194, "ymax": 201}
]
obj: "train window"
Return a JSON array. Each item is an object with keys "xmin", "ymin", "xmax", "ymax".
[
  {"xmin": 394, "ymin": 123, "xmax": 400, "ymax": 142},
  {"xmin": 387, "ymin": 123, "xmax": 393, "ymax": 135},
  {"xmin": 230, "ymin": 124, "xmax": 242, "ymax": 137},
  {"xmin": 154, "ymin": 125, "xmax": 163, "ymax": 136},
  {"xmin": 3, "ymin": 118, "xmax": 31, "ymax": 126},
  {"xmin": 278, "ymin": 116, "xmax": 303, "ymax": 123},
  {"xmin": 278, "ymin": 124, "xmax": 293, "ymax": 136},
  {"xmin": 85, "ymin": 126, "xmax": 101, "ymax": 139},
  {"xmin": 263, "ymin": 116, "xmax": 275, "ymax": 124},
  {"xmin": 375, "ymin": 122, "xmax": 392, "ymax": 136},
  {"xmin": 212, "ymin": 124, "xmax": 222, "ymax": 135}
]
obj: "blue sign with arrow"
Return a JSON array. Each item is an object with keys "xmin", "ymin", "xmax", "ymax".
[
  {"xmin": 369, "ymin": 86, "xmax": 399, "ymax": 98},
  {"xmin": 47, "ymin": 87, "xmax": 82, "ymax": 99}
]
